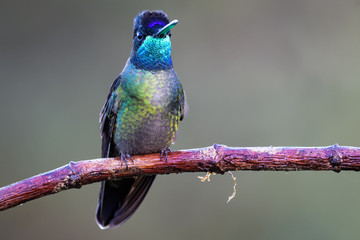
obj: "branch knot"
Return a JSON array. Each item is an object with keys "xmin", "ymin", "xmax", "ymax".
[
  {"xmin": 213, "ymin": 144, "xmax": 228, "ymax": 173},
  {"xmin": 67, "ymin": 161, "xmax": 83, "ymax": 188},
  {"xmin": 330, "ymin": 144, "xmax": 343, "ymax": 173}
]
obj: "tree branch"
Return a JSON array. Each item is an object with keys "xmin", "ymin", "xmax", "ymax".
[{"xmin": 1, "ymin": 144, "xmax": 360, "ymax": 211}]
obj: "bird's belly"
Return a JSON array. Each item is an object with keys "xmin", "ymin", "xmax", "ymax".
[{"xmin": 114, "ymin": 105, "xmax": 178, "ymax": 155}]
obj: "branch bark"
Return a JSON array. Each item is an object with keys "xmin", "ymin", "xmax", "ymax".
[{"xmin": 1, "ymin": 144, "xmax": 360, "ymax": 211}]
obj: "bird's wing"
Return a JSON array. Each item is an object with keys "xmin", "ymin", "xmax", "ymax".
[
  {"xmin": 99, "ymin": 75, "xmax": 123, "ymax": 158},
  {"xmin": 171, "ymin": 83, "xmax": 187, "ymax": 144},
  {"xmin": 179, "ymin": 83, "xmax": 187, "ymax": 121}
]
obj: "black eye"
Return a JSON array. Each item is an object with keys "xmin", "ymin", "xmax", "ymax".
[{"xmin": 136, "ymin": 31, "xmax": 143, "ymax": 40}]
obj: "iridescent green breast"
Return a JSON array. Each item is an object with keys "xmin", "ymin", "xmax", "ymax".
[{"xmin": 113, "ymin": 61, "xmax": 182, "ymax": 155}]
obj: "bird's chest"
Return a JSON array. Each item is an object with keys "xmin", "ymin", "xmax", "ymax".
[
  {"xmin": 122, "ymin": 68, "xmax": 178, "ymax": 108},
  {"xmin": 113, "ymin": 69, "xmax": 180, "ymax": 153}
]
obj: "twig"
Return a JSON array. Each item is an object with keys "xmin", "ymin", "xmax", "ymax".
[
  {"xmin": 227, "ymin": 171, "xmax": 237, "ymax": 203},
  {"xmin": 1, "ymin": 144, "xmax": 360, "ymax": 211}
]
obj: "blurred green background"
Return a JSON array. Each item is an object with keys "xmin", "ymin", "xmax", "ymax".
[{"xmin": 1, "ymin": 0, "xmax": 360, "ymax": 239}]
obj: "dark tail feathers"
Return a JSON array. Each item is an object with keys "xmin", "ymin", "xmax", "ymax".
[{"xmin": 96, "ymin": 175, "xmax": 156, "ymax": 228}]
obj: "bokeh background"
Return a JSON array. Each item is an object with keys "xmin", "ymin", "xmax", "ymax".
[{"xmin": 1, "ymin": 0, "xmax": 360, "ymax": 239}]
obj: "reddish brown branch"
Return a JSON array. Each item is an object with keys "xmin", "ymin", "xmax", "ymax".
[{"xmin": 1, "ymin": 144, "xmax": 360, "ymax": 211}]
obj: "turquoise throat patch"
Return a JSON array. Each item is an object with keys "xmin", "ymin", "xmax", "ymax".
[{"xmin": 132, "ymin": 36, "xmax": 173, "ymax": 70}]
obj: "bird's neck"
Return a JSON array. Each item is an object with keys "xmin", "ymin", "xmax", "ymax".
[{"xmin": 130, "ymin": 36, "xmax": 173, "ymax": 71}]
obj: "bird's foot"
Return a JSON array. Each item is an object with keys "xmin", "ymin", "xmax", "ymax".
[
  {"xmin": 160, "ymin": 148, "xmax": 172, "ymax": 162},
  {"xmin": 120, "ymin": 152, "xmax": 134, "ymax": 169}
]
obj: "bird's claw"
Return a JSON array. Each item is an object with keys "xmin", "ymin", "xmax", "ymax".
[
  {"xmin": 160, "ymin": 148, "xmax": 172, "ymax": 162},
  {"xmin": 120, "ymin": 152, "xmax": 134, "ymax": 169}
]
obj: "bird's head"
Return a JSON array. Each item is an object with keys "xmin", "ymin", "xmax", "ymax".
[{"xmin": 130, "ymin": 10, "xmax": 178, "ymax": 70}]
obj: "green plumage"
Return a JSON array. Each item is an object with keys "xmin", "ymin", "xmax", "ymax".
[
  {"xmin": 96, "ymin": 10, "xmax": 186, "ymax": 228},
  {"xmin": 102, "ymin": 60, "xmax": 184, "ymax": 155}
]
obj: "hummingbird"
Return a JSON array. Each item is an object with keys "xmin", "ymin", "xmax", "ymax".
[{"xmin": 96, "ymin": 10, "xmax": 186, "ymax": 229}]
